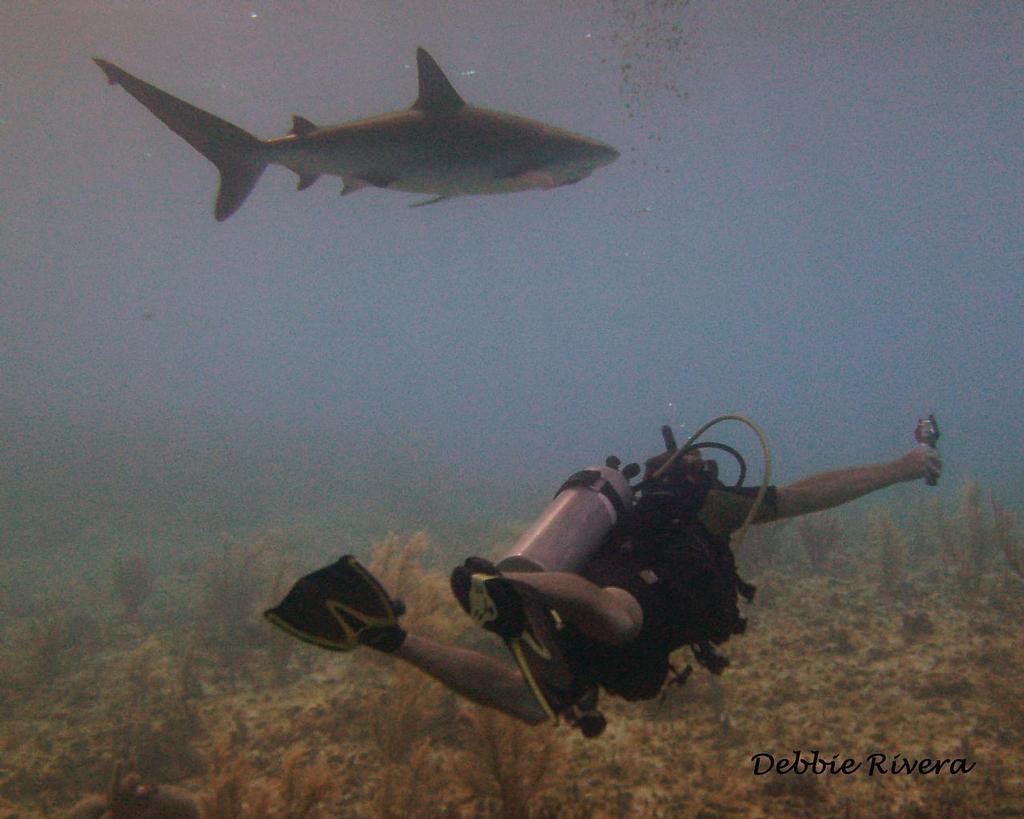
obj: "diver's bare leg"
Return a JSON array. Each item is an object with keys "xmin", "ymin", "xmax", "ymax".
[
  {"xmin": 394, "ymin": 633, "xmax": 547, "ymax": 724},
  {"xmin": 503, "ymin": 571, "xmax": 642, "ymax": 646}
]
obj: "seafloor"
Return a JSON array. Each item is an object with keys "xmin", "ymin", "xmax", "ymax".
[{"xmin": 1, "ymin": 481, "xmax": 1021, "ymax": 818}]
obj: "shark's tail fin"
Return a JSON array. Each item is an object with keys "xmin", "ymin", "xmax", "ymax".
[{"xmin": 94, "ymin": 58, "xmax": 266, "ymax": 221}]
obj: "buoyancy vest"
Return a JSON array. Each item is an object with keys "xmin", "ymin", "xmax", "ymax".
[{"xmin": 566, "ymin": 470, "xmax": 767, "ymax": 700}]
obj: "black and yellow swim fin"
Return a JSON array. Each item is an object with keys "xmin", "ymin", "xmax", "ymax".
[
  {"xmin": 451, "ymin": 558, "xmax": 581, "ymax": 723},
  {"xmin": 264, "ymin": 555, "xmax": 405, "ymax": 653},
  {"xmin": 506, "ymin": 595, "xmax": 580, "ymax": 723}
]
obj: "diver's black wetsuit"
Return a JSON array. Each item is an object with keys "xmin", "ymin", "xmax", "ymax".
[{"xmin": 566, "ymin": 471, "xmax": 776, "ymax": 701}]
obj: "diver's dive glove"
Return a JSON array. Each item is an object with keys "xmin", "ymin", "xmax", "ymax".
[{"xmin": 264, "ymin": 555, "xmax": 406, "ymax": 653}]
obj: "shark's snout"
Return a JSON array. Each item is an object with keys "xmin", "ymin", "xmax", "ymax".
[
  {"xmin": 596, "ymin": 143, "xmax": 620, "ymax": 166},
  {"xmin": 577, "ymin": 138, "xmax": 618, "ymax": 171}
]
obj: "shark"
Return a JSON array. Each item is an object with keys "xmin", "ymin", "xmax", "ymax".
[{"xmin": 93, "ymin": 48, "xmax": 619, "ymax": 220}]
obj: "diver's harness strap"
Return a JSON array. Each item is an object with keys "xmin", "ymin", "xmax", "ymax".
[
  {"xmin": 556, "ymin": 469, "xmax": 630, "ymax": 518},
  {"xmin": 555, "ymin": 484, "xmax": 759, "ymax": 737}
]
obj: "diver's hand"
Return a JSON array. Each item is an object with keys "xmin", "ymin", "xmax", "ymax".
[{"xmin": 897, "ymin": 446, "xmax": 942, "ymax": 484}]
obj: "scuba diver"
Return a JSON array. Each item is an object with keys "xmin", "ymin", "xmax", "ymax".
[{"xmin": 266, "ymin": 416, "xmax": 942, "ymax": 736}]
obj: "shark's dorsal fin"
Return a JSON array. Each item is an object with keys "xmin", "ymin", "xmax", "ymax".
[
  {"xmin": 412, "ymin": 48, "xmax": 465, "ymax": 115},
  {"xmin": 291, "ymin": 115, "xmax": 317, "ymax": 136}
]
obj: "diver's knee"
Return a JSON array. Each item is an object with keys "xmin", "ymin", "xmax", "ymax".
[{"xmin": 602, "ymin": 586, "xmax": 643, "ymax": 645}]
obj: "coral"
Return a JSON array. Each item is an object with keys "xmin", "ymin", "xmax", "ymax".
[
  {"xmin": 202, "ymin": 533, "xmax": 274, "ymax": 646},
  {"xmin": 941, "ymin": 480, "xmax": 998, "ymax": 596},
  {"xmin": 928, "ymin": 498, "xmax": 976, "ymax": 595},
  {"xmin": 453, "ymin": 706, "xmax": 565, "ymax": 819},
  {"xmin": 0, "ymin": 795, "xmax": 32, "ymax": 819},
  {"xmin": 911, "ymin": 675, "xmax": 975, "ymax": 701},
  {"xmin": 66, "ymin": 762, "xmax": 199, "ymax": 819},
  {"xmin": 112, "ymin": 551, "xmax": 154, "ymax": 622},
  {"xmin": 900, "ymin": 611, "xmax": 935, "ymax": 644},
  {"xmin": 199, "ymin": 739, "xmax": 267, "ymax": 819},
  {"xmin": 759, "ymin": 772, "xmax": 823, "ymax": 801},
  {"xmin": 198, "ymin": 529, "xmax": 302, "ymax": 673},
  {"xmin": 905, "ymin": 498, "xmax": 937, "ymax": 566},
  {"xmin": 823, "ymin": 625, "xmax": 856, "ymax": 655},
  {"xmin": 734, "ymin": 520, "xmax": 791, "ymax": 577},
  {"xmin": 0, "ymin": 557, "xmax": 41, "ymax": 622},
  {"xmin": 262, "ymin": 561, "xmax": 319, "ymax": 686},
  {"xmin": 22, "ymin": 615, "xmax": 70, "ymax": 685},
  {"xmin": 869, "ymin": 509, "xmax": 907, "ymax": 602},
  {"xmin": 0, "ymin": 672, "xmax": 14, "ymax": 721},
  {"xmin": 5, "ymin": 604, "xmax": 98, "ymax": 697},
  {"xmin": 796, "ymin": 513, "xmax": 843, "ymax": 573},
  {"xmin": 270, "ymin": 744, "xmax": 334, "ymax": 819},
  {"xmin": 367, "ymin": 664, "xmax": 449, "ymax": 763},
  {"xmin": 929, "ymin": 481, "xmax": 1009, "ymax": 596},
  {"xmin": 368, "ymin": 532, "xmax": 466, "ymax": 643},
  {"xmin": 958, "ymin": 480, "xmax": 989, "ymax": 568},
  {"xmin": 195, "ymin": 735, "xmax": 251, "ymax": 819},
  {"xmin": 198, "ymin": 736, "xmax": 334, "ymax": 819},
  {"xmin": 104, "ymin": 641, "xmax": 206, "ymax": 782},
  {"xmin": 372, "ymin": 740, "xmax": 450, "ymax": 819},
  {"xmin": 0, "ymin": 559, "xmax": 20, "ymax": 619},
  {"xmin": 992, "ymin": 497, "xmax": 1022, "ymax": 579},
  {"xmin": 979, "ymin": 631, "xmax": 1024, "ymax": 744}
]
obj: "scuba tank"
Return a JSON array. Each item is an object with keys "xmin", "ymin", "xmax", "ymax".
[{"xmin": 497, "ymin": 460, "xmax": 638, "ymax": 574}]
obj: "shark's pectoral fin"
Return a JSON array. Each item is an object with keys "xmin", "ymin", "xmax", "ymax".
[
  {"xmin": 341, "ymin": 173, "xmax": 395, "ymax": 195},
  {"xmin": 340, "ymin": 177, "xmax": 369, "ymax": 196},
  {"xmin": 291, "ymin": 118, "xmax": 320, "ymax": 192},
  {"xmin": 500, "ymin": 168, "xmax": 561, "ymax": 190},
  {"xmin": 409, "ymin": 195, "xmax": 453, "ymax": 208}
]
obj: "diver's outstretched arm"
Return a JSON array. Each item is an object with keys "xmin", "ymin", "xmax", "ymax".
[
  {"xmin": 769, "ymin": 446, "xmax": 942, "ymax": 520},
  {"xmin": 395, "ymin": 633, "xmax": 548, "ymax": 725}
]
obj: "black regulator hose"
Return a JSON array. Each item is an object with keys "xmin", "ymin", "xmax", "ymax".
[
  {"xmin": 688, "ymin": 441, "xmax": 747, "ymax": 487},
  {"xmin": 650, "ymin": 414, "xmax": 772, "ymax": 551}
]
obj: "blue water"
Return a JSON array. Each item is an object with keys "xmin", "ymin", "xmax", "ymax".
[{"xmin": 1, "ymin": 2, "xmax": 1021, "ymax": 813}]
